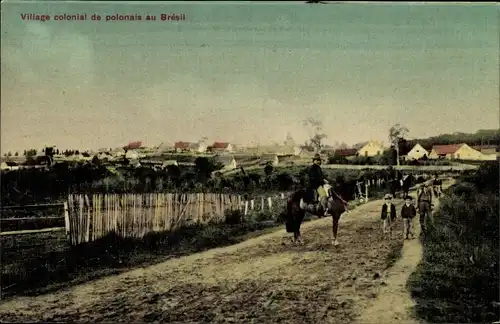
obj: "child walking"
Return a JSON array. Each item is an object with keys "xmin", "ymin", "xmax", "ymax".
[
  {"xmin": 381, "ymin": 194, "xmax": 396, "ymax": 236},
  {"xmin": 401, "ymin": 196, "xmax": 417, "ymax": 239}
]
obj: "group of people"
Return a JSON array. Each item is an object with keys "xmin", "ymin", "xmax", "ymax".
[
  {"xmin": 305, "ymin": 153, "xmax": 436, "ymax": 239},
  {"xmin": 380, "ymin": 182, "xmax": 434, "ymax": 239}
]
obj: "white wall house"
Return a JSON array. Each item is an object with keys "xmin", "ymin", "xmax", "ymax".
[
  {"xmin": 357, "ymin": 141, "xmax": 385, "ymax": 157},
  {"xmin": 406, "ymin": 144, "xmax": 429, "ymax": 160},
  {"xmin": 429, "ymin": 143, "xmax": 485, "ymax": 160}
]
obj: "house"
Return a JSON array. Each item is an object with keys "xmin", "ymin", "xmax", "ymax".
[
  {"xmin": 188, "ymin": 142, "xmax": 208, "ymax": 153},
  {"xmin": 260, "ymin": 153, "xmax": 280, "ymax": 167},
  {"xmin": 174, "ymin": 141, "xmax": 191, "ymax": 152},
  {"xmin": 211, "ymin": 142, "xmax": 234, "ymax": 153},
  {"xmin": 156, "ymin": 143, "xmax": 174, "ymax": 153},
  {"xmin": 162, "ymin": 160, "xmax": 179, "ymax": 167},
  {"xmin": 429, "ymin": 143, "xmax": 484, "ymax": 160},
  {"xmin": 1, "ymin": 161, "xmax": 12, "ymax": 170},
  {"xmin": 66, "ymin": 153, "xmax": 92, "ymax": 162},
  {"xmin": 284, "ymin": 133, "xmax": 296, "ymax": 147},
  {"xmin": 95, "ymin": 152, "xmax": 112, "ymax": 161},
  {"xmin": 124, "ymin": 141, "xmax": 142, "ymax": 150},
  {"xmin": 125, "ymin": 150, "xmax": 140, "ymax": 160},
  {"xmin": 276, "ymin": 154, "xmax": 299, "ymax": 166},
  {"xmin": 293, "ymin": 146, "xmax": 303, "ymax": 156},
  {"xmin": 357, "ymin": 141, "xmax": 385, "ymax": 157},
  {"xmin": 215, "ymin": 155, "xmax": 238, "ymax": 170},
  {"xmin": 405, "ymin": 144, "xmax": 429, "ymax": 160},
  {"xmin": 472, "ymin": 145, "xmax": 499, "ymax": 156},
  {"xmin": 334, "ymin": 148, "xmax": 358, "ymax": 158},
  {"xmin": 471, "ymin": 145, "xmax": 498, "ymax": 160}
]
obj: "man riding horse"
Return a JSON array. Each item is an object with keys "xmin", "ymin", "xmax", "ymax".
[
  {"xmin": 285, "ymin": 154, "xmax": 349, "ymax": 245},
  {"xmin": 307, "ymin": 154, "xmax": 330, "ymax": 216}
]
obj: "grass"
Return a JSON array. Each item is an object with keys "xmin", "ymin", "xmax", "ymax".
[
  {"xmin": 407, "ymin": 162, "xmax": 499, "ymax": 323},
  {"xmin": 1, "ymin": 210, "xmax": 284, "ymax": 299}
]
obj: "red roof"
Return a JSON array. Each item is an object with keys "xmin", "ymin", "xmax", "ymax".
[
  {"xmin": 212, "ymin": 142, "xmax": 230, "ymax": 149},
  {"xmin": 174, "ymin": 141, "xmax": 190, "ymax": 149},
  {"xmin": 432, "ymin": 144, "xmax": 464, "ymax": 155},
  {"xmin": 335, "ymin": 148, "xmax": 358, "ymax": 157},
  {"xmin": 124, "ymin": 141, "xmax": 142, "ymax": 149}
]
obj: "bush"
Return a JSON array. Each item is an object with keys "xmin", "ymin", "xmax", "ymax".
[{"xmin": 408, "ymin": 162, "xmax": 499, "ymax": 323}]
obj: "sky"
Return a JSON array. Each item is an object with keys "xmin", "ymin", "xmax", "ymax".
[{"xmin": 1, "ymin": 1, "xmax": 498, "ymax": 153}]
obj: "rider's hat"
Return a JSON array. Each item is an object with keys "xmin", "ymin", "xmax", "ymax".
[
  {"xmin": 384, "ymin": 193, "xmax": 393, "ymax": 200},
  {"xmin": 312, "ymin": 153, "xmax": 322, "ymax": 162}
]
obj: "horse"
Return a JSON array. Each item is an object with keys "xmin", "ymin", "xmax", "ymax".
[
  {"xmin": 432, "ymin": 177, "xmax": 443, "ymax": 197},
  {"xmin": 285, "ymin": 183, "xmax": 350, "ymax": 246},
  {"xmin": 387, "ymin": 179, "xmax": 400, "ymax": 199},
  {"xmin": 401, "ymin": 174, "xmax": 414, "ymax": 198}
]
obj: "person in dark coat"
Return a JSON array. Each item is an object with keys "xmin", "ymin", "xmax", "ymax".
[
  {"xmin": 308, "ymin": 153, "xmax": 329, "ymax": 216},
  {"xmin": 381, "ymin": 193, "xmax": 397, "ymax": 235},
  {"xmin": 417, "ymin": 183, "xmax": 433, "ymax": 235},
  {"xmin": 401, "ymin": 196, "xmax": 417, "ymax": 239}
]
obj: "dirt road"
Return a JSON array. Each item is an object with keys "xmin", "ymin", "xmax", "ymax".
[
  {"xmin": 0, "ymin": 183, "xmax": 450, "ymax": 323},
  {"xmin": 356, "ymin": 179, "xmax": 455, "ymax": 324}
]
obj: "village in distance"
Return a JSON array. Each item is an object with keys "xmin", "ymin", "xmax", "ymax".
[{"xmin": 1, "ymin": 125, "xmax": 498, "ymax": 173}]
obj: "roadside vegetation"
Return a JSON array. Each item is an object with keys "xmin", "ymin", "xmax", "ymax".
[
  {"xmin": 408, "ymin": 161, "xmax": 499, "ymax": 323},
  {"xmin": 1, "ymin": 206, "xmax": 287, "ymax": 299}
]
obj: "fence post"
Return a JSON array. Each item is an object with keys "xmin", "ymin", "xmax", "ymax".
[
  {"xmin": 267, "ymin": 197, "xmax": 272, "ymax": 209},
  {"xmin": 250, "ymin": 199, "xmax": 255, "ymax": 210},
  {"xmin": 365, "ymin": 181, "xmax": 369, "ymax": 202},
  {"xmin": 261, "ymin": 198, "xmax": 265, "ymax": 211},
  {"xmin": 281, "ymin": 193, "xmax": 285, "ymax": 199},
  {"xmin": 64, "ymin": 201, "xmax": 71, "ymax": 245},
  {"xmin": 244, "ymin": 201, "xmax": 249, "ymax": 216}
]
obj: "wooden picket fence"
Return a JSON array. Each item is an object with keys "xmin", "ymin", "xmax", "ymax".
[{"xmin": 65, "ymin": 193, "xmax": 246, "ymax": 245}]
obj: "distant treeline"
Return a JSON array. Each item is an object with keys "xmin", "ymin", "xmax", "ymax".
[{"xmin": 407, "ymin": 129, "xmax": 500, "ymax": 150}]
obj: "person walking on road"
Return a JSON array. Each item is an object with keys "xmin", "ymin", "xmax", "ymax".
[
  {"xmin": 401, "ymin": 195, "xmax": 417, "ymax": 239},
  {"xmin": 381, "ymin": 193, "xmax": 397, "ymax": 236},
  {"xmin": 417, "ymin": 183, "xmax": 433, "ymax": 236}
]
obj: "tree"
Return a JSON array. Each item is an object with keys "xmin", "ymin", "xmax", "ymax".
[
  {"xmin": 7, "ymin": 151, "xmax": 12, "ymax": 157},
  {"xmin": 25, "ymin": 149, "xmax": 37, "ymax": 159},
  {"xmin": 91, "ymin": 155, "xmax": 101, "ymax": 166},
  {"xmin": 339, "ymin": 142, "xmax": 349, "ymax": 149},
  {"xmin": 389, "ymin": 124, "xmax": 409, "ymax": 167},
  {"xmin": 194, "ymin": 156, "xmax": 222, "ymax": 180},
  {"xmin": 264, "ymin": 162, "xmax": 274, "ymax": 177},
  {"xmin": 44, "ymin": 146, "xmax": 56, "ymax": 166},
  {"xmin": 302, "ymin": 118, "xmax": 327, "ymax": 153},
  {"xmin": 14, "ymin": 152, "xmax": 19, "ymax": 156}
]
